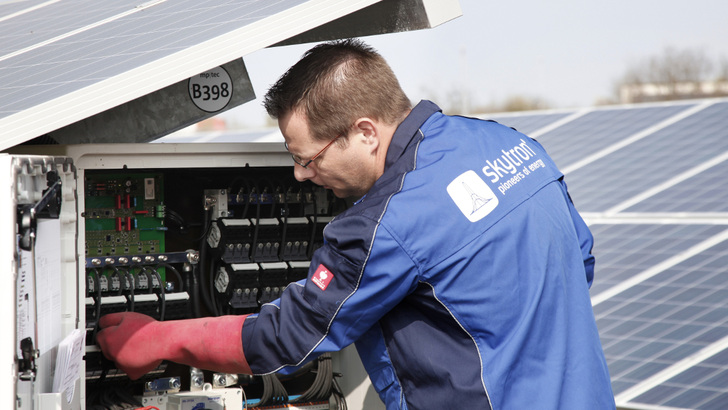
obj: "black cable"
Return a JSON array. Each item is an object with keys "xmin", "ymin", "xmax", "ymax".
[
  {"xmin": 332, "ymin": 377, "xmax": 348, "ymax": 410},
  {"xmin": 136, "ymin": 266, "xmax": 155, "ymax": 294},
  {"xmin": 90, "ymin": 269, "xmax": 103, "ymax": 343},
  {"xmin": 190, "ymin": 263, "xmax": 201, "ymax": 318},
  {"xmin": 240, "ymin": 183, "xmax": 251, "ymax": 219},
  {"xmin": 149, "ymin": 267, "xmax": 166, "ymax": 321},
  {"xmin": 259, "ymin": 374, "xmax": 272, "ymax": 406},
  {"xmin": 268, "ymin": 373, "xmax": 288, "ymax": 405},
  {"xmin": 192, "ymin": 211, "xmax": 216, "ymax": 242},
  {"xmin": 197, "ymin": 207, "xmax": 218, "ymax": 315},
  {"xmin": 320, "ymin": 354, "xmax": 334, "ymax": 400},
  {"xmin": 123, "ymin": 269, "xmax": 135, "ymax": 312},
  {"xmin": 292, "ymin": 354, "xmax": 333, "ymax": 403},
  {"xmin": 164, "ymin": 207, "xmax": 187, "ymax": 233},
  {"xmin": 208, "ymin": 258, "xmax": 219, "ymax": 316},
  {"xmin": 156, "ymin": 262, "xmax": 183, "ymax": 292}
]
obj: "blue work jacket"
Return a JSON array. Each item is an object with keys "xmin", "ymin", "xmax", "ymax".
[{"xmin": 242, "ymin": 100, "xmax": 615, "ymax": 409}]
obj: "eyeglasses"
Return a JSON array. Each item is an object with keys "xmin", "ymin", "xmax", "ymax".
[{"xmin": 285, "ymin": 134, "xmax": 342, "ymax": 169}]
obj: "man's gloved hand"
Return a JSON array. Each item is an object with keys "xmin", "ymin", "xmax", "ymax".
[
  {"xmin": 97, "ymin": 312, "xmax": 251, "ymax": 380},
  {"xmin": 96, "ymin": 312, "xmax": 165, "ymax": 379}
]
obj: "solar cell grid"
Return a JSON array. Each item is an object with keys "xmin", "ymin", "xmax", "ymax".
[
  {"xmin": 0, "ymin": 0, "xmax": 307, "ymax": 118},
  {"xmin": 535, "ymin": 104, "xmax": 694, "ymax": 169},
  {"xmin": 624, "ymin": 159, "xmax": 728, "ymax": 212},
  {"xmin": 586, "ymin": 223, "xmax": 726, "ymax": 297},
  {"xmin": 0, "ymin": 1, "xmax": 139, "ymax": 53},
  {"xmin": 704, "ymin": 371, "xmax": 728, "ymax": 389},
  {"xmin": 632, "ymin": 352, "xmax": 728, "ymax": 410},
  {"xmin": 663, "ymin": 387, "xmax": 719, "ymax": 409},
  {"xmin": 566, "ymin": 101, "xmax": 728, "ymax": 212},
  {"xmin": 0, "ymin": 0, "xmax": 47, "ymax": 18},
  {"xmin": 595, "ymin": 233, "xmax": 728, "ymax": 399},
  {"xmin": 700, "ymin": 394, "xmax": 728, "ymax": 410}
]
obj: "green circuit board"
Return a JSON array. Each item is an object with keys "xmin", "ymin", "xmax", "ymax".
[{"xmin": 84, "ymin": 172, "xmax": 165, "ymax": 257}]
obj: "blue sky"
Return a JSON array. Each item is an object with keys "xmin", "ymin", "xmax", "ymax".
[{"xmin": 222, "ymin": 0, "xmax": 728, "ymax": 128}]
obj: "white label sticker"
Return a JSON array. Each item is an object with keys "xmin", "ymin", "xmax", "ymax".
[{"xmin": 188, "ymin": 66, "xmax": 233, "ymax": 113}]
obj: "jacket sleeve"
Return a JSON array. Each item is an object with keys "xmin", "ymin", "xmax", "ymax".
[
  {"xmin": 559, "ymin": 178, "xmax": 596, "ymax": 287},
  {"xmin": 523, "ymin": 136, "xmax": 596, "ymax": 287},
  {"xmin": 240, "ymin": 215, "xmax": 419, "ymax": 374}
]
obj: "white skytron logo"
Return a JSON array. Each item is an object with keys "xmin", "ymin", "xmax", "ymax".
[{"xmin": 447, "ymin": 170, "xmax": 499, "ymax": 222}]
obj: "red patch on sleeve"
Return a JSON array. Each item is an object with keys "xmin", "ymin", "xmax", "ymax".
[{"xmin": 311, "ymin": 264, "xmax": 334, "ymax": 291}]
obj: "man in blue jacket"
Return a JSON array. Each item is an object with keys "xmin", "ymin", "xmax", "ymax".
[{"xmin": 98, "ymin": 39, "xmax": 615, "ymax": 409}]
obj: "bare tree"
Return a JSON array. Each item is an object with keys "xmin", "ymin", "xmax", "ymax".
[
  {"xmin": 650, "ymin": 47, "xmax": 713, "ymax": 84},
  {"xmin": 616, "ymin": 47, "xmax": 723, "ymax": 103},
  {"xmin": 499, "ymin": 96, "xmax": 550, "ymax": 112},
  {"xmin": 718, "ymin": 57, "xmax": 728, "ymax": 82}
]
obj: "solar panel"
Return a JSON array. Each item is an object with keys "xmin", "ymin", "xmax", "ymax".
[
  {"xmin": 0, "ymin": 0, "xmax": 140, "ymax": 54},
  {"xmin": 565, "ymin": 101, "xmax": 728, "ymax": 212},
  {"xmin": 623, "ymin": 158, "xmax": 728, "ymax": 213},
  {"xmin": 536, "ymin": 103, "xmax": 696, "ymax": 169},
  {"xmin": 594, "ymin": 232, "xmax": 728, "ymax": 399},
  {"xmin": 587, "ymin": 223, "xmax": 728, "ymax": 298},
  {"xmin": 2, "ymin": 0, "xmax": 457, "ymax": 149},
  {"xmin": 0, "ymin": 0, "xmax": 308, "ymax": 118},
  {"xmin": 639, "ymin": 349, "xmax": 728, "ymax": 410}
]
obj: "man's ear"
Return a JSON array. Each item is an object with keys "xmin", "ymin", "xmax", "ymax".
[{"xmin": 354, "ymin": 118, "xmax": 380, "ymax": 153}]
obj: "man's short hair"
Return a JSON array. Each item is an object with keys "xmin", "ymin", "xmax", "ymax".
[{"xmin": 264, "ymin": 38, "xmax": 412, "ymax": 141}]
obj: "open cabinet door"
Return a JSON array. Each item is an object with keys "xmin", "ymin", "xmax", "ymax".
[{"xmin": 2, "ymin": 155, "xmax": 80, "ymax": 410}]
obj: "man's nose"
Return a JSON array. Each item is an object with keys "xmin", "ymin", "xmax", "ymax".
[{"xmin": 293, "ymin": 163, "xmax": 315, "ymax": 182}]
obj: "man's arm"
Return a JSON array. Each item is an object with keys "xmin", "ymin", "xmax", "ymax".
[
  {"xmin": 559, "ymin": 178, "xmax": 596, "ymax": 286},
  {"xmin": 96, "ymin": 312, "xmax": 251, "ymax": 379}
]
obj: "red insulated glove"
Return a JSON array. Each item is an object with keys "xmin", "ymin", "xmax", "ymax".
[{"xmin": 97, "ymin": 312, "xmax": 251, "ymax": 380}]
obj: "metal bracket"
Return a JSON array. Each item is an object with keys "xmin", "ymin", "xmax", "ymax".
[
  {"xmin": 17, "ymin": 170, "xmax": 62, "ymax": 251},
  {"xmin": 18, "ymin": 337, "xmax": 38, "ymax": 381}
]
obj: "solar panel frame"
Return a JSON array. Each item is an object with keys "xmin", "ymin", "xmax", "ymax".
[{"xmin": 0, "ymin": 0, "xmax": 387, "ymax": 149}]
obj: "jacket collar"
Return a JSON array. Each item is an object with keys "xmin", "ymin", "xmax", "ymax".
[{"xmin": 385, "ymin": 100, "xmax": 442, "ymax": 170}]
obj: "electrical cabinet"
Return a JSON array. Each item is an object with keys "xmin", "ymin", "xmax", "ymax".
[{"xmin": 4, "ymin": 142, "xmax": 380, "ymax": 410}]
